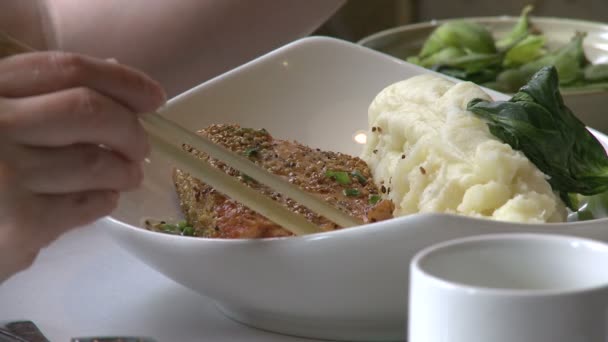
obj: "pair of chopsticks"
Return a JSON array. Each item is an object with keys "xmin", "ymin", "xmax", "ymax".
[{"xmin": 0, "ymin": 32, "xmax": 363, "ymax": 235}]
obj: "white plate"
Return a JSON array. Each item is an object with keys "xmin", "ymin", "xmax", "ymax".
[{"xmin": 102, "ymin": 37, "xmax": 608, "ymax": 341}]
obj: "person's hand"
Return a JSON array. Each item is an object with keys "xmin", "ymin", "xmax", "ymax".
[{"xmin": 0, "ymin": 52, "xmax": 165, "ymax": 282}]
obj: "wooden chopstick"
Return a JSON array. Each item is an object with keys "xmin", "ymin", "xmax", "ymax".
[
  {"xmin": 142, "ymin": 113, "xmax": 363, "ymax": 229},
  {"xmin": 0, "ymin": 32, "xmax": 363, "ymax": 235},
  {"xmin": 0, "ymin": 32, "xmax": 35, "ymax": 57},
  {"xmin": 146, "ymin": 130, "xmax": 323, "ymax": 235}
]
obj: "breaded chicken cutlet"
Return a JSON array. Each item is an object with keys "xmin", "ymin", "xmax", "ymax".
[{"xmin": 167, "ymin": 124, "xmax": 393, "ymax": 238}]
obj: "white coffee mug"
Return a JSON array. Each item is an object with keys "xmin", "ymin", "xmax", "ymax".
[{"xmin": 408, "ymin": 233, "xmax": 608, "ymax": 342}]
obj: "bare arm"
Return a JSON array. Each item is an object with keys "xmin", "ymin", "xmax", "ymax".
[{"xmin": 3, "ymin": 0, "xmax": 344, "ymax": 97}]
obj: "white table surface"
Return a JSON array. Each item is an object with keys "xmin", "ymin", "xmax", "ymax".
[{"xmin": 0, "ymin": 222, "xmax": 320, "ymax": 342}]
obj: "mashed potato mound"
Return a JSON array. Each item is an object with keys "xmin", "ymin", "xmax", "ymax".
[{"xmin": 361, "ymin": 75, "xmax": 566, "ymax": 223}]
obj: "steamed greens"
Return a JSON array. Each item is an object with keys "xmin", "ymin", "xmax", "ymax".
[
  {"xmin": 495, "ymin": 5, "xmax": 533, "ymax": 50},
  {"xmin": 418, "ymin": 21, "xmax": 496, "ymax": 58},
  {"xmin": 574, "ymin": 191, "xmax": 608, "ymax": 221},
  {"xmin": 408, "ymin": 5, "xmax": 608, "ymax": 93},
  {"xmin": 468, "ymin": 66, "xmax": 608, "ymax": 214}
]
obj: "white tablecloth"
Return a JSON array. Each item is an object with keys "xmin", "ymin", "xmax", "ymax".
[{"xmin": 0, "ymin": 223, "xmax": 317, "ymax": 342}]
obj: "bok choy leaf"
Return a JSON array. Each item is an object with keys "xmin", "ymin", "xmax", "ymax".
[{"xmin": 468, "ymin": 66, "xmax": 608, "ymax": 209}]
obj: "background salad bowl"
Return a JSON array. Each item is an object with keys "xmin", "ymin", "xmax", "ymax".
[
  {"xmin": 101, "ymin": 37, "xmax": 608, "ymax": 341},
  {"xmin": 358, "ymin": 15, "xmax": 608, "ymax": 134}
]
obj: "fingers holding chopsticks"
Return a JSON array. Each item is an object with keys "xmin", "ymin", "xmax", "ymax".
[
  {"xmin": 1, "ymin": 87, "xmax": 151, "ymax": 161},
  {"xmin": 0, "ymin": 49, "xmax": 166, "ymax": 282},
  {"xmin": 0, "ymin": 51, "xmax": 166, "ymax": 111},
  {"xmin": 0, "ymin": 189, "xmax": 119, "ymax": 278},
  {"xmin": 1, "ymin": 143, "xmax": 143, "ymax": 193}
]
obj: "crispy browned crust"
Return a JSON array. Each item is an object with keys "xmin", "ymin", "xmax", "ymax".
[{"xmin": 172, "ymin": 124, "xmax": 393, "ymax": 238}]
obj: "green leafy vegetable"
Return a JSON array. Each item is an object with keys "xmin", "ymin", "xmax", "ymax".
[
  {"xmin": 351, "ymin": 170, "xmax": 368, "ymax": 185},
  {"xmin": 491, "ymin": 68, "xmax": 532, "ymax": 92},
  {"xmin": 244, "ymin": 146, "xmax": 260, "ymax": 157},
  {"xmin": 434, "ymin": 66, "xmax": 469, "ymax": 79},
  {"xmin": 503, "ymin": 35, "xmax": 546, "ymax": 68},
  {"xmin": 518, "ymin": 32, "xmax": 586, "ymax": 86},
  {"xmin": 406, "ymin": 6, "xmax": 606, "ymax": 94},
  {"xmin": 493, "ymin": 31, "xmax": 587, "ymax": 92},
  {"xmin": 326, "ymin": 170, "xmax": 351, "ymax": 185},
  {"xmin": 561, "ymin": 81, "xmax": 608, "ymax": 91},
  {"xmin": 418, "ymin": 46, "xmax": 466, "ymax": 68},
  {"xmin": 437, "ymin": 66, "xmax": 501, "ymax": 85},
  {"xmin": 496, "ymin": 5, "xmax": 534, "ymax": 50},
  {"xmin": 181, "ymin": 226, "xmax": 195, "ymax": 236},
  {"xmin": 584, "ymin": 63, "xmax": 608, "ymax": 82},
  {"xmin": 467, "ymin": 66, "xmax": 608, "ymax": 209},
  {"xmin": 343, "ymin": 188, "xmax": 361, "ymax": 197},
  {"xmin": 571, "ymin": 192, "xmax": 608, "ymax": 221},
  {"xmin": 240, "ymin": 173, "xmax": 256, "ymax": 183},
  {"xmin": 160, "ymin": 223, "xmax": 180, "ymax": 234},
  {"xmin": 406, "ymin": 55, "xmax": 422, "ymax": 65},
  {"xmin": 156, "ymin": 221, "xmax": 196, "ymax": 236},
  {"xmin": 419, "ymin": 21, "xmax": 496, "ymax": 58},
  {"xmin": 443, "ymin": 52, "xmax": 502, "ymax": 73},
  {"xmin": 369, "ymin": 194, "xmax": 382, "ymax": 205}
]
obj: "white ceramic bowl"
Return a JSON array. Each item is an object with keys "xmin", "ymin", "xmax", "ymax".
[
  {"xmin": 101, "ymin": 37, "xmax": 608, "ymax": 341},
  {"xmin": 409, "ymin": 234, "xmax": 608, "ymax": 342}
]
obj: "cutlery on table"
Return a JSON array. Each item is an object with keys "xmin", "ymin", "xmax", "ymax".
[{"xmin": 0, "ymin": 320, "xmax": 156, "ymax": 342}]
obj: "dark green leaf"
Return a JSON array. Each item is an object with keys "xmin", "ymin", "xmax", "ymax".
[
  {"xmin": 468, "ymin": 66, "xmax": 608, "ymax": 210},
  {"xmin": 434, "ymin": 66, "xmax": 469, "ymax": 79},
  {"xmin": 241, "ymin": 173, "xmax": 255, "ymax": 183},
  {"xmin": 326, "ymin": 170, "xmax": 351, "ymax": 185},
  {"xmin": 181, "ymin": 226, "xmax": 195, "ymax": 236},
  {"xmin": 469, "ymin": 68, "xmax": 503, "ymax": 84},
  {"xmin": 572, "ymin": 191, "xmax": 608, "ymax": 220},
  {"xmin": 243, "ymin": 146, "xmax": 260, "ymax": 157},
  {"xmin": 351, "ymin": 170, "xmax": 368, "ymax": 185},
  {"xmin": 160, "ymin": 223, "xmax": 180, "ymax": 234},
  {"xmin": 419, "ymin": 46, "xmax": 465, "ymax": 68},
  {"xmin": 493, "ymin": 68, "xmax": 533, "ymax": 93},
  {"xmin": 434, "ymin": 52, "xmax": 502, "ymax": 74},
  {"xmin": 435, "ymin": 66, "xmax": 501, "ymax": 84},
  {"xmin": 369, "ymin": 194, "xmax": 382, "ymax": 205},
  {"xmin": 343, "ymin": 188, "xmax": 361, "ymax": 197}
]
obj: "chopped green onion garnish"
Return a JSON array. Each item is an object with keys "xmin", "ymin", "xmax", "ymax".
[
  {"xmin": 326, "ymin": 170, "xmax": 351, "ymax": 185},
  {"xmin": 351, "ymin": 170, "xmax": 367, "ymax": 185},
  {"xmin": 181, "ymin": 226, "xmax": 195, "ymax": 236},
  {"xmin": 177, "ymin": 221, "xmax": 188, "ymax": 229},
  {"xmin": 241, "ymin": 173, "xmax": 255, "ymax": 182},
  {"xmin": 243, "ymin": 146, "xmax": 260, "ymax": 157},
  {"xmin": 160, "ymin": 223, "xmax": 180, "ymax": 234},
  {"xmin": 369, "ymin": 194, "xmax": 381, "ymax": 205},
  {"xmin": 343, "ymin": 188, "xmax": 360, "ymax": 197}
]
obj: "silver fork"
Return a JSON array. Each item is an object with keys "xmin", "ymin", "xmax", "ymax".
[
  {"xmin": 0, "ymin": 328, "xmax": 29, "ymax": 342},
  {"xmin": 0, "ymin": 321, "xmax": 156, "ymax": 342},
  {"xmin": 71, "ymin": 338, "xmax": 156, "ymax": 342},
  {"xmin": 0, "ymin": 321, "xmax": 47, "ymax": 342}
]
